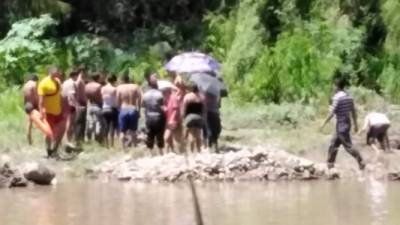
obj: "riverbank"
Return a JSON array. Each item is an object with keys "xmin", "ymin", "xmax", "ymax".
[
  {"xmin": 2, "ymin": 142, "xmax": 400, "ymax": 188},
  {"xmin": 2, "ymin": 89, "xmax": 400, "ymax": 184}
]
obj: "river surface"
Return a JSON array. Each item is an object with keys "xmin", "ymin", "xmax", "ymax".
[{"xmin": 0, "ymin": 179, "xmax": 399, "ymax": 225}]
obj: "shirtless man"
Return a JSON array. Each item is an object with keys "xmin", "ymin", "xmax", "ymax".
[
  {"xmin": 116, "ymin": 75, "xmax": 142, "ymax": 148},
  {"xmin": 101, "ymin": 75, "xmax": 118, "ymax": 147},
  {"xmin": 85, "ymin": 73, "xmax": 104, "ymax": 143},
  {"xmin": 22, "ymin": 74, "xmax": 39, "ymax": 145},
  {"xmin": 74, "ymin": 67, "xmax": 87, "ymax": 144},
  {"xmin": 62, "ymin": 70, "xmax": 79, "ymax": 144}
]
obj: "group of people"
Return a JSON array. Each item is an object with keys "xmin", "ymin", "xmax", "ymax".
[
  {"xmin": 22, "ymin": 66, "xmax": 222, "ymax": 158},
  {"xmin": 22, "ymin": 66, "xmax": 393, "ymax": 169},
  {"xmin": 144, "ymin": 73, "xmax": 222, "ymax": 154}
]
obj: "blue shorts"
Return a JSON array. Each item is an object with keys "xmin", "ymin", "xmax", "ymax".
[{"xmin": 119, "ymin": 107, "xmax": 139, "ymax": 133}]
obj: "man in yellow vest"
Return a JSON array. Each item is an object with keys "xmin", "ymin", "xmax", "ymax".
[{"xmin": 38, "ymin": 66, "xmax": 65, "ymax": 158}]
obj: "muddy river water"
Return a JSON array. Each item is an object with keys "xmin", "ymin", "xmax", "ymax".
[{"xmin": 0, "ymin": 179, "xmax": 399, "ymax": 225}]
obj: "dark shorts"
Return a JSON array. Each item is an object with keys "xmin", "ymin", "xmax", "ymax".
[
  {"xmin": 184, "ymin": 114, "xmax": 203, "ymax": 128},
  {"xmin": 367, "ymin": 124, "xmax": 390, "ymax": 145},
  {"xmin": 119, "ymin": 107, "xmax": 139, "ymax": 133},
  {"xmin": 146, "ymin": 115, "xmax": 166, "ymax": 149},
  {"xmin": 103, "ymin": 107, "xmax": 119, "ymax": 131}
]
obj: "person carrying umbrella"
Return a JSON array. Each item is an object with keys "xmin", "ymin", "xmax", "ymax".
[
  {"xmin": 165, "ymin": 52, "xmax": 225, "ymax": 153},
  {"xmin": 188, "ymin": 72, "xmax": 225, "ymax": 153}
]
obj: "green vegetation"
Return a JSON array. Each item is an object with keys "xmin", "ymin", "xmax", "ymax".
[{"xmin": 1, "ymin": 1, "xmax": 400, "ymax": 103}]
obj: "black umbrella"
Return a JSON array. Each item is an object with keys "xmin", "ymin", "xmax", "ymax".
[{"xmin": 189, "ymin": 73, "xmax": 227, "ymax": 97}]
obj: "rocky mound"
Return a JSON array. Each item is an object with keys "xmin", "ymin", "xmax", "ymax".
[{"xmin": 90, "ymin": 147, "xmax": 341, "ymax": 182}]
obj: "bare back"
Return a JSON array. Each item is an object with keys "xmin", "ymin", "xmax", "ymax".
[
  {"xmin": 101, "ymin": 84, "xmax": 117, "ymax": 108},
  {"xmin": 62, "ymin": 78, "xmax": 77, "ymax": 98},
  {"xmin": 23, "ymin": 80, "xmax": 38, "ymax": 108},
  {"xmin": 75, "ymin": 74, "xmax": 87, "ymax": 106},
  {"xmin": 117, "ymin": 84, "xmax": 141, "ymax": 108},
  {"xmin": 85, "ymin": 82, "xmax": 102, "ymax": 106}
]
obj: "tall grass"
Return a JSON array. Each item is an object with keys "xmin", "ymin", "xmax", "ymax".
[
  {"xmin": 0, "ymin": 86, "xmax": 27, "ymax": 149},
  {"xmin": 221, "ymin": 98, "xmax": 318, "ymax": 130}
]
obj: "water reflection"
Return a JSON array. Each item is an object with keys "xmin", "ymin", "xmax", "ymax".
[
  {"xmin": 366, "ymin": 177, "xmax": 388, "ymax": 225},
  {"xmin": 0, "ymin": 180, "xmax": 399, "ymax": 225}
]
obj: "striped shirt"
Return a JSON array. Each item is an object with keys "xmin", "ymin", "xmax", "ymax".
[{"xmin": 331, "ymin": 91, "xmax": 355, "ymax": 122}]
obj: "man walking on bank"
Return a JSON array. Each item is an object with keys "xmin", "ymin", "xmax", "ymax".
[{"xmin": 320, "ymin": 77, "xmax": 366, "ymax": 170}]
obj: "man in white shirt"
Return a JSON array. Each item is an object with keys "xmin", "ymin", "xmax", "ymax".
[{"xmin": 358, "ymin": 112, "xmax": 391, "ymax": 153}]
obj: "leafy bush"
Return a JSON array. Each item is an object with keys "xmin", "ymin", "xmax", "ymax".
[
  {"xmin": 0, "ymin": 14, "xmax": 167, "ymax": 88},
  {"xmin": 203, "ymin": 12, "xmax": 236, "ymax": 62},
  {"xmin": 378, "ymin": 57, "xmax": 400, "ymax": 103},
  {"xmin": 2, "ymin": 0, "xmax": 400, "ymax": 107},
  {"xmin": 382, "ymin": 0, "xmax": 400, "ymax": 53},
  {"xmin": 241, "ymin": 18, "xmax": 363, "ymax": 103},
  {"xmin": 0, "ymin": 14, "xmax": 58, "ymax": 88},
  {"xmin": 222, "ymin": 0, "xmax": 267, "ymax": 85}
]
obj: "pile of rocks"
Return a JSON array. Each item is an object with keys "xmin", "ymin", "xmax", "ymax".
[
  {"xmin": 90, "ymin": 146, "xmax": 339, "ymax": 182},
  {"xmin": 0, "ymin": 163, "xmax": 28, "ymax": 188},
  {"xmin": 0, "ymin": 156, "xmax": 56, "ymax": 188}
]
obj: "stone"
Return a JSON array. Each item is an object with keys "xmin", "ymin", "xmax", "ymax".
[
  {"xmin": 301, "ymin": 170, "xmax": 316, "ymax": 180},
  {"xmin": 0, "ymin": 161, "xmax": 28, "ymax": 188},
  {"xmin": 23, "ymin": 162, "xmax": 56, "ymax": 185},
  {"xmin": 9, "ymin": 175, "xmax": 29, "ymax": 188},
  {"xmin": 388, "ymin": 172, "xmax": 400, "ymax": 181},
  {"xmin": 326, "ymin": 168, "xmax": 340, "ymax": 180}
]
